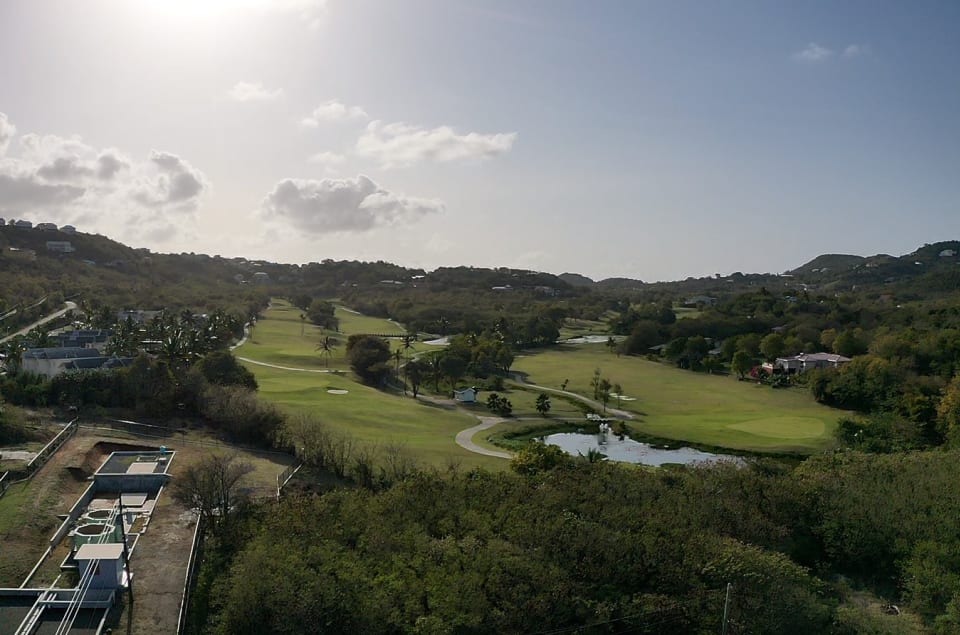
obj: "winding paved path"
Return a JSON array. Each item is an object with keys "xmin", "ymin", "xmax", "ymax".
[
  {"xmin": 509, "ymin": 373, "xmax": 635, "ymax": 420},
  {"xmin": 455, "ymin": 417, "xmax": 512, "ymax": 459}
]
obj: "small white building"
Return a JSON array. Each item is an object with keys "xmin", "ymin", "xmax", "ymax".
[
  {"xmin": 74, "ymin": 543, "xmax": 126, "ymax": 590},
  {"xmin": 454, "ymin": 387, "xmax": 478, "ymax": 403},
  {"xmin": 252, "ymin": 272, "xmax": 270, "ymax": 284},
  {"xmin": 940, "ymin": 249, "xmax": 956, "ymax": 258}
]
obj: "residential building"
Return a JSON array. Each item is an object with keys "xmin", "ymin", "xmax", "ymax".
[
  {"xmin": 36, "ymin": 222, "xmax": 58, "ymax": 231},
  {"xmin": 60, "ymin": 224, "xmax": 77, "ymax": 234},
  {"xmin": 46, "ymin": 240, "xmax": 75, "ymax": 253},
  {"xmin": 14, "ymin": 220, "xmax": 32, "ymax": 229},
  {"xmin": 773, "ymin": 352, "xmax": 851, "ymax": 374}
]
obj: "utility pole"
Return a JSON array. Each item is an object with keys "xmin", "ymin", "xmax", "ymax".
[
  {"xmin": 118, "ymin": 493, "xmax": 134, "ymax": 605},
  {"xmin": 721, "ymin": 583, "xmax": 732, "ymax": 635}
]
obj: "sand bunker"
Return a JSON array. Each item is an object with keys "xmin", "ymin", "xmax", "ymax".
[{"xmin": 327, "ymin": 389, "xmax": 349, "ymax": 395}]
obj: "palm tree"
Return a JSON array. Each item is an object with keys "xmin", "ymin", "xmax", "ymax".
[
  {"xmin": 613, "ymin": 383, "xmax": 623, "ymax": 409},
  {"xmin": 316, "ymin": 336, "xmax": 338, "ymax": 368},
  {"xmin": 392, "ymin": 348, "xmax": 404, "ymax": 390}
]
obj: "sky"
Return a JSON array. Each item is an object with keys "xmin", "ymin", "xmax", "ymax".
[{"xmin": 0, "ymin": 0, "xmax": 958, "ymax": 282}]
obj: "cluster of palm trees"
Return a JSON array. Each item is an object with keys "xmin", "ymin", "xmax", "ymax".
[{"xmin": 105, "ymin": 308, "xmax": 244, "ymax": 367}]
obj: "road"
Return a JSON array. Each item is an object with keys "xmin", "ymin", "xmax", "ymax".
[
  {"xmin": 454, "ymin": 417, "xmax": 513, "ymax": 459},
  {"xmin": 0, "ymin": 301, "xmax": 77, "ymax": 345},
  {"xmin": 510, "ymin": 373, "xmax": 635, "ymax": 420}
]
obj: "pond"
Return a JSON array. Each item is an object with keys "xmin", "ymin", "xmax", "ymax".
[{"xmin": 541, "ymin": 432, "xmax": 744, "ymax": 467}]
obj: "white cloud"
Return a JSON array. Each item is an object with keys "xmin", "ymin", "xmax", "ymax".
[
  {"xmin": 307, "ymin": 151, "xmax": 346, "ymax": 165},
  {"xmin": 793, "ymin": 43, "xmax": 834, "ymax": 62},
  {"xmin": 356, "ymin": 120, "xmax": 517, "ymax": 168},
  {"xmin": 260, "ymin": 175, "xmax": 443, "ymax": 234},
  {"xmin": 0, "ymin": 112, "xmax": 207, "ymax": 245},
  {"xmin": 228, "ymin": 81, "xmax": 283, "ymax": 102},
  {"xmin": 843, "ymin": 44, "xmax": 869, "ymax": 58},
  {"xmin": 0, "ymin": 113, "xmax": 14, "ymax": 155},
  {"xmin": 300, "ymin": 100, "xmax": 368, "ymax": 126}
]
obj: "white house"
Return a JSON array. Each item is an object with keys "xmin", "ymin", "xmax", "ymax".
[
  {"xmin": 21, "ymin": 348, "xmax": 103, "ymax": 378},
  {"xmin": 774, "ymin": 352, "xmax": 851, "ymax": 374},
  {"xmin": 940, "ymin": 249, "xmax": 956, "ymax": 258},
  {"xmin": 454, "ymin": 387, "xmax": 478, "ymax": 403}
]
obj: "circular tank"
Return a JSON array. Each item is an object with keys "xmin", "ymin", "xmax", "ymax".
[
  {"xmin": 83, "ymin": 509, "xmax": 113, "ymax": 522},
  {"xmin": 72, "ymin": 521, "xmax": 122, "ymax": 550}
]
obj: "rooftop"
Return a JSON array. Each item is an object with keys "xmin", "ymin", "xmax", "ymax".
[{"xmin": 74, "ymin": 543, "xmax": 124, "ymax": 561}]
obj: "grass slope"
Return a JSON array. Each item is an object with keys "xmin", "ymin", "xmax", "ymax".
[{"xmin": 512, "ymin": 344, "xmax": 843, "ymax": 453}]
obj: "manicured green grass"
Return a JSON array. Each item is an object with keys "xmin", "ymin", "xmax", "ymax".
[
  {"xmin": 241, "ymin": 300, "xmax": 443, "ymax": 370},
  {"xmin": 245, "ymin": 363, "xmax": 499, "ymax": 469},
  {"xmin": 238, "ymin": 300, "xmax": 502, "ymax": 470},
  {"xmin": 558, "ymin": 317, "xmax": 610, "ymax": 339},
  {"xmin": 511, "ymin": 344, "xmax": 844, "ymax": 453},
  {"xmin": 673, "ymin": 307, "xmax": 702, "ymax": 319}
]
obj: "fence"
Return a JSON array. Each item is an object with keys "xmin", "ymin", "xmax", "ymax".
[
  {"xmin": 177, "ymin": 515, "xmax": 206, "ymax": 635},
  {"xmin": 24, "ymin": 417, "xmax": 78, "ymax": 475},
  {"xmin": 276, "ymin": 462, "xmax": 303, "ymax": 499},
  {"xmin": 0, "ymin": 471, "xmax": 9, "ymax": 499}
]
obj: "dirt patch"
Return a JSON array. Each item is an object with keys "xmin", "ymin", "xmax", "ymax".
[{"xmin": 71, "ymin": 441, "xmax": 160, "ymax": 477}]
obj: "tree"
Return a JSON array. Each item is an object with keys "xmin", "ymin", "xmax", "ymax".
[
  {"xmin": 172, "ymin": 453, "xmax": 253, "ymax": 536},
  {"xmin": 938, "ymin": 375, "xmax": 960, "ymax": 443},
  {"xmin": 612, "ymin": 383, "xmax": 623, "ymax": 408},
  {"xmin": 392, "ymin": 348, "xmax": 404, "ymax": 390},
  {"xmin": 598, "ymin": 378, "xmax": 612, "ymax": 413},
  {"xmin": 606, "ymin": 336, "xmax": 617, "ymax": 356},
  {"xmin": 315, "ymin": 335, "xmax": 339, "ymax": 368},
  {"xmin": 405, "ymin": 359, "xmax": 425, "ymax": 398},
  {"xmin": 486, "ymin": 393, "xmax": 513, "ymax": 417},
  {"xmin": 732, "ymin": 351, "xmax": 753, "ymax": 380},
  {"xmin": 345, "ymin": 335, "xmax": 392, "ymax": 385},
  {"xmin": 760, "ymin": 333, "xmax": 786, "ymax": 361},
  {"xmin": 535, "ymin": 393, "xmax": 551, "ymax": 417},
  {"xmin": 197, "ymin": 350, "xmax": 258, "ymax": 390},
  {"xmin": 439, "ymin": 351, "xmax": 468, "ymax": 392},
  {"xmin": 590, "ymin": 368, "xmax": 602, "ymax": 400},
  {"xmin": 306, "ymin": 299, "xmax": 338, "ymax": 331}
]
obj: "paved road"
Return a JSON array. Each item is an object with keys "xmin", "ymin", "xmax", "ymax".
[
  {"xmin": 455, "ymin": 417, "xmax": 513, "ymax": 459},
  {"xmin": 510, "ymin": 373, "xmax": 635, "ymax": 420},
  {"xmin": 0, "ymin": 301, "xmax": 77, "ymax": 344},
  {"xmin": 236, "ymin": 356, "xmax": 333, "ymax": 373}
]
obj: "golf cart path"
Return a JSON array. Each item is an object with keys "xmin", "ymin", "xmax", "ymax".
[
  {"xmin": 455, "ymin": 417, "xmax": 512, "ymax": 459},
  {"xmin": 510, "ymin": 373, "xmax": 635, "ymax": 420}
]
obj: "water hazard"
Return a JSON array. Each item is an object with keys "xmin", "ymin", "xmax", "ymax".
[{"xmin": 541, "ymin": 431, "xmax": 743, "ymax": 467}]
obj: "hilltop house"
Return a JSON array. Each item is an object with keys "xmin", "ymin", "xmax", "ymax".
[
  {"xmin": 46, "ymin": 240, "xmax": 75, "ymax": 253},
  {"xmin": 770, "ymin": 352, "xmax": 851, "ymax": 375},
  {"xmin": 36, "ymin": 222, "xmax": 58, "ymax": 231}
]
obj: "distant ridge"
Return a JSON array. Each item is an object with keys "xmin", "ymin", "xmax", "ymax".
[{"xmin": 558, "ymin": 272, "xmax": 595, "ymax": 287}]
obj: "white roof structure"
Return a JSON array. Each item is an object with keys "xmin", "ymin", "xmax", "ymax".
[{"xmin": 74, "ymin": 543, "xmax": 124, "ymax": 561}]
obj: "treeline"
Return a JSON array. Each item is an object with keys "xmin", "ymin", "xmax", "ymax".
[
  {"xmin": 187, "ymin": 446, "xmax": 960, "ymax": 634},
  {"xmin": 0, "ymin": 350, "xmax": 281, "ymax": 447}
]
